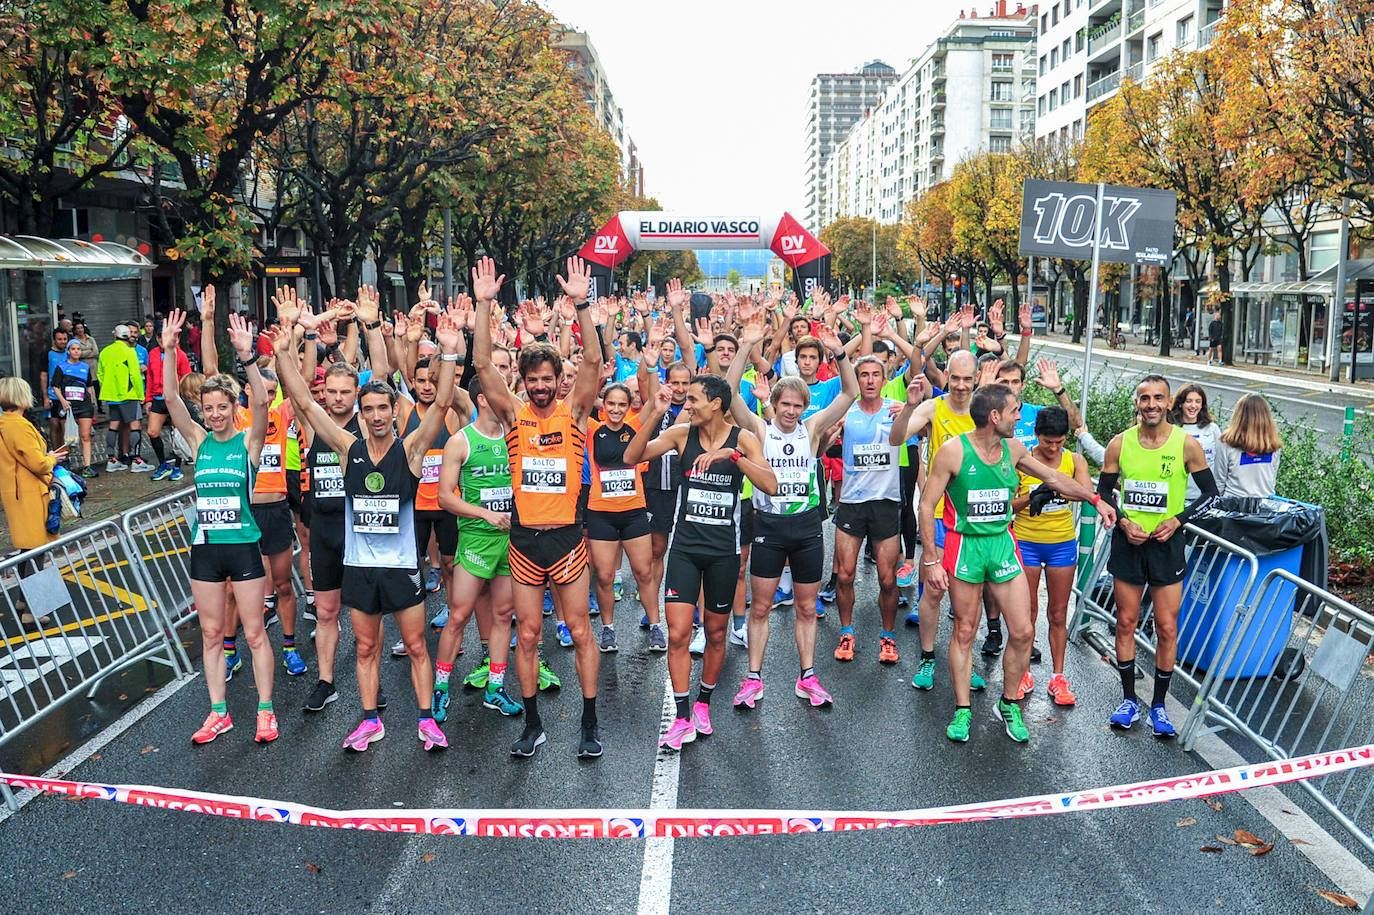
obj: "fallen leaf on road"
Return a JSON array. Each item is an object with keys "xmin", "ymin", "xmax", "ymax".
[
  {"xmin": 1250, "ymin": 842, "xmax": 1275, "ymax": 857},
  {"xmin": 1203, "ymin": 797, "xmax": 1223, "ymax": 812},
  {"xmin": 305, "ymin": 862, "xmax": 322, "ymax": 875},
  {"xmin": 421, "ymin": 852, "xmax": 436, "ymax": 864},
  {"xmin": 1214, "ymin": 835, "xmax": 1237, "ymax": 846},
  {"xmin": 1234, "ymin": 828, "xmax": 1266, "ymax": 847},
  {"xmin": 62, "ymin": 870, "xmax": 78, "ymax": 880},
  {"xmin": 1175, "ymin": 817, "xmax": 1197, "ymax": 828},
  {"xmin": 89, "ymin": 753, "xmax": 101, "ymax": 762},
  {"xmin": 1200, "ymin": 845, "xmax": 1223, "ymax": 853},
  {"xmin": 138, "ymin": 745, "xmax": 158, "ymax": 755},
  {"xmin": 1313, "ymin": 888, "xmax": 1359, "ymax": 909},
  {"xmin": 1290, "ymin": 838, "xmax": 1313, "ymax": 846}
]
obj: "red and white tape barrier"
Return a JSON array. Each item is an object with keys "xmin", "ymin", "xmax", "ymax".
[{"xmin": 4, "ymin": 745, "xmax": 1369, "ymax": 838}]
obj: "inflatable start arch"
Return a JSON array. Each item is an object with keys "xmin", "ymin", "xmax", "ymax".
[{"xmin": 577, "ymin": 211, "xmax": 831, "ymax": 301}]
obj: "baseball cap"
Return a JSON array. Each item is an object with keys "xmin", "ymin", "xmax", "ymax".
[{"xmin": 113, "ymin": 324, "xmax": 130, "ymax": 340}]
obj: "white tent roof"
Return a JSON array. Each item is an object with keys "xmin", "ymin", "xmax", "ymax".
[{"xmin": 0, "ymin": 236, "xmax": 154, "ymax": 270}]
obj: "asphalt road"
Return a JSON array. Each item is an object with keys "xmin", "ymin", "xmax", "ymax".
[{"xmin": 1, "ymin": 547, "xmax": 1364, "ymax": 914}]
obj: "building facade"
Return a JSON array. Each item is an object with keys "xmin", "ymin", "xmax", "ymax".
[
  {"xmin": 802, "ymin": 61, "xmax": 898, "ymax": 232},
  {"xmin": 554, "ymin": 28, "xmax": 645, "ymax": 195}
]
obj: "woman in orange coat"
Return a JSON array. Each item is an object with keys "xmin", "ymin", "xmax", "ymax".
[{"xmin": 0, "ymin": 377, "xmax": 66, "ymax": 626}]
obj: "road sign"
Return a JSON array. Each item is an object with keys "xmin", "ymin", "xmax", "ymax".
[{"xmin": 1018, "ymin": 180, "xmax": 1177, "ymax": 266}]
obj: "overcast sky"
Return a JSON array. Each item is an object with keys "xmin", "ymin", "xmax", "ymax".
[{"xmin": 541, "ymin": 0, "xmax": 988, "ymax": 216}]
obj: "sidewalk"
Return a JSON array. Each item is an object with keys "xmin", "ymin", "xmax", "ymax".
[
  {"xmin": 1026, "ymin": 327, "xmax": 1374, "ymax": 399},
  {"xmin": 0, "ymin": 463, "xmax": 180, "ymax": 554}
]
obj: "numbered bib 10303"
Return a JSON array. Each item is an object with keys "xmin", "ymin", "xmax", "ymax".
[{"xmin": 967, "ymin": 487, "xmax": 1010, "ymax": 521}]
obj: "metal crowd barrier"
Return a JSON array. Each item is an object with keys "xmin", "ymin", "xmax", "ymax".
[
  {"xmin": 1180, "ymin": 568, "xmax": 1374, "ymax": 853},
  {"xmin": 121, "ymin": 488, "xmax": 200, "ymax": 629},
  {"xmin": 0, "ymin": 520, "xmax": 191, "ymax": 809}
]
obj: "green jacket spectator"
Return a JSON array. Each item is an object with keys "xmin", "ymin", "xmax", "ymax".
[{"xmin": 97, "ymin": 328, "xmax": 145, "ymax": 403}]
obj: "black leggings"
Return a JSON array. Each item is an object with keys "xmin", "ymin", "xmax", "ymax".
[{"xmin": 900, "ymin": 444, "xmax": 920, "ymax": 559}]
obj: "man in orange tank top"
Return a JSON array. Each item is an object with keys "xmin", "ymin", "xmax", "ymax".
[{"xmin": 473, "ymin": 255, "xmax": 606, "ymax": 760}]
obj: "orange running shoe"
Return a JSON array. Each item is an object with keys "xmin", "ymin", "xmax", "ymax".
[
  {"xmin": 1047, "ymin": 673, "xmax": 1077, "ymax": 707},
  {"xmin": 254, "ymin": 709, "xmax": 280, "ymax": 743},
  {"xmin": 878, "ymin": 636, "xmax": 900, "ymax": 665},
  {"xmin": 191, "ymin": 711, "xmax": 233, "ymax": 745},
  {"xmin": 834, "ymin": 632, "xmax": 856, "ymax": 662},
  {"xmin": 1016, "ymin": 669, "xmax": 1034, "ymax": 700}
]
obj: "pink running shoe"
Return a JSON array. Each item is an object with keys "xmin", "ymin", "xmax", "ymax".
[
  {"xmin": 191, "ymin": 711, "xmax": 233, "ymax": 745},
  {"xmin": 794, "ymin": 675, "xmax": 834, "ymax": 707},
  {"xmin": 691, "ymin": 701, "xmax": 713, "ymax": 736},
  {"xmin": 418, "ymin": 718, "xmax": 448, "ymax": 751},
  {"xmin": 342, "ymin": 717, "xmax": 386, "ymax": 752},
  {"xmin": 733, "ymin": 678, "xmax": 765, "ymax": 709},
  {"xmin": 658, "ymin": 717, "xmax": 696, "ymax": 750}
]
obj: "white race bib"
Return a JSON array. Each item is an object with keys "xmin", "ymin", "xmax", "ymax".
[
  {"xmin": 1123, "ymin": 479, "xmax": 1168, "ymax": 513},
  {"xmin": 258, "ymin": 443, "xmax": 282, "ymax": 473},
  {"xmin": 313, "ymin": 464, "xmax": 344, "ymax": 498},
  {"xmin": 63, "ymin": 385, "xmax": 86, "ymax": 403},
  {"xmin": 353, "ymin": 495, "xmax": 400, "ymax": 534},
  {"xmin": 521, "ymin": 457, "xmax": 567, "ymax": 493},
  {"xmin": 421, "ymin": 452, "xmax": 443, "ymax": 484},
  {"xmin": 685, "ymin": 487, "xmax": 732, "ymax": 525},
  {"xmin": 852, "ymin": 442, "xmax": 891, "ymax": 469},
  {"xmin": 967, "ymin": 487, "xmax": 1010, "ymax": 522},
  {"xmin": 196, "ymin": 496, "xmax": 242, "ymax": 531},
  {"xmin": 479, "ymin": 486, "xmax": 512, "ymax": 513},
  {"xmin": 598, "ymin": 467, "xmax": 637, "ymax": 499}
]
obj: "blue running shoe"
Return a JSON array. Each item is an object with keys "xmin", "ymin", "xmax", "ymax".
[
  {"xmin": 897, "ymin": 592, "xmax": 909, "ymax": 609},
  {"xmin": 693, "ymin": 606, "xmax": 701, "ymax": 626},
  {"xmin": 613, "ymin": 573, "xmax": 624, "ymax": 603},
  {"xmin": 425, "ymin": 567, "xmax": 442, "ymax": 593},
  {"xmin": 818, "ymin": 581, "xmax": 837, "ymax": 604},
  {"xmin": 904, "ymin": 608, "xmax": 921, "ymax": 627},
  {"xmin": 772, "ymin": 586, "xmax": 793, "ymax": 608},
  {"xmin": 432, "ymin": 688, "xmax": 450, "ymax": 724},
  {"xmin": 639, "ymin": 612, "xmax": 651, "ymax": 629},
  {"xmin": 510, "ymin": 631, "xmax": 518, "ymax": 649},
  {"xmin": 483, "ymin": 685, "xmax": 524, "ymax": 716},
  {"xmin": 815, "ymin": 602, "xmax": 826, "ymax": 620},
  {"xmin": 169, "ymin": 465, "xmax": 184, "ymax": 482},
  {"xmin": 542, "ymin": 590, "xmax": 555, "ymax": 617},
  {"xmin": 150, "ymin": 461, "xmax": 173, "ymax": 482},
  {"xmin": 896, "ymin": 560, "xmax": 917, "ymax": 589},
  {"xmin": 557, "ymin": 621, "xmax": 572, "ymax": 648},
  {"xmin": 282, "ymin": 649, "xmax": 307, "ymax": 677},
  {"xmin": 430, "ymin": 606, "xmax": 449, "ymax": 629},
  {"xmin": 1110, "ymin": 698, "xmax": 1142, "ymax": 730},
  {"xmin": 223, "ymin": 651, "xmax": 243, "ymax": 681},
  {"xmin": 589, "ymin": 590, "xmax": 600, "ymax": 617},
  {"xmin": 1149, "ymin": 704, "xmax": 1177, "ymax": 739}
]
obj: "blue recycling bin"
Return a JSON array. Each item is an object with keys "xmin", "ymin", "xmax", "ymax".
[{"xmin": 1176, "ymin": 497, "xmax": 1325, "ymax": 679}]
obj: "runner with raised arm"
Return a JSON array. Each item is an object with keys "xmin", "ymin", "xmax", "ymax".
[
  {"xmin": 472, "ymin": 256, "xmax": 606, "ymax": 760},
  {"xmin": 274, "ymin": 293, "xmax": 459, "ymax": 753},
  {"xmin": 160, "ymin": 309, "xmax": 278, "ymax": 745},
  {"xmin": 725, "ymin": 313, "xmax": 856, "ymax": 710}
]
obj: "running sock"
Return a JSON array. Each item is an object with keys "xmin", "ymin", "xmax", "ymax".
[
  {"xmin": 581, "ymin": 696, "xmax": 597, "ymax": 729},
  {"xmin": 748, "ymin": 669, "xmax": 763, "ymax": 681},
  {"xmin": 674, "ymin": 691, "xmax": 690, "ymax": 720},
  {"xmin": 257, "ymin": 700, "xmax": 273, "ymax": 712},
  {"xmin": 839, "ymin": 625, "xmax": 855, "ymax": 636},
  {"xmin": 800, "ymin": 666, "xmax": 815, "ymax": 680},
  {"xmin": 282, "ymin": 633, "xmax": 295, "ymax": 651},
  {"xmin": 880, "ymin": 629, "xmax": 896, "ymax": 640},
  {"xmin": 987, "ymin": 617, "xmax": 1002, "ymax": 633},
  {"xmin": 222, "ymin": 637, "xmax": 236, "ymax": 657},
  {"xmin": 525, "ymin": 693, "xmax": 541, "ymax": 729},
  {"xmin": 603, "ymin": 624, "xmax": 614, "ymax": 632},
  {"xmin": 130, "ymin": 429, "xmax": 143, "ymax": 457},
  {"xmin": 363, "ymin": 708, "xmax": 380, "ymax": 721},
  {"xmin": 999, "ymin": 694, "xmax": 1017, "ymax": 706},
  {"xmin": 211, "ymin": 701, "xmax": 228, "ymax": 715},
  {"xmin": 922, "ymin": 649, "xmax": 936, "ymax": 661},
  {"xmin": 105, "ymin": 427, "xmax": 117, "ymax": 454},
  {"xmin": 697, "ymin": 682, "xmax": 716, "ymax": 706},
  {"xmin": 479, "ymin": 640, "xmax": 489, "ymax": 657},
  {"xmin": 1152, "ymin": 667, "xmax": 1173, "ymax": 707},
  {"xmin": 435, "ymin": 661, "xmax": 453, "ymax": 689},
  {"xmin": 1117, "ymin": 658, "xmax": 1138, "ymax": 701},
  {"xmin": 418, "ymin": 708, "xmax": 433, "ymax": 722},
  {"xmin": 149, "ymin": 434, "xmax": 166, "ymax": 463},
  {"xmin": 489, "ymin": 661, "xmax": 507, "ymax": 688}
]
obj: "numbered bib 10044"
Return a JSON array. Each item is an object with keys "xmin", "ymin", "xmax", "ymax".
[{"xmin": 852, "ymin": 443, "xmax": 892, "ymax": 469}]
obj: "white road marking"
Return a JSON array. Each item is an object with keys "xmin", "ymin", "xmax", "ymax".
[
  {"xmin": 636, "ymin": 666, "xmax": 681, "ymax": 915},
  {"xmin": 0, "ymin": 671, "xmax": 198, "ymax": 824},
  {"xmin": 1166, "ymin": 694, "xmax": 1374, "ymax": 907}
]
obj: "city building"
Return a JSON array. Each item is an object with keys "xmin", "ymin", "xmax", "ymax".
[
  {"xmin": 802, "ymin": 60, "xmax": 898, "ymax": 232},
  {"xmin": 820, "ymin": 3, "xmax": 1038, "ymax": 227},
  {"xmin": 554, "ymin": 28, "xmax": 645, "ymax": 194}
]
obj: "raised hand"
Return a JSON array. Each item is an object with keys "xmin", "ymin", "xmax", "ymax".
[
  {"xmin": 854, "ymin": 301, "xmax": 874, "ymax": 327},
  {"xmin": 227, "ymin": 312, "xmax": 255, "ymax": 360},
  {"xmin": 646, "ymin": 316, "xmax": 667, "ymax": 352},
  {"xmin": 1036, "ymin": 357, "xmax": 1063, "ymax": 392},
  {"xmin": 752, "ymin": 372, "xmax": 770, "ymax": 404},
  {"xmin": 654, "ymin": 381, "xmax": 673, "ymax": 412},
  {"xmin": 959, "ymin": 302, "xmax": 976, "ymax": 329},
  {"xmin": 693, "ymin": 316, "xmax": 713, "ymax": 347},
  {"xmin": 591, "ymin": 299, "xmax": 610, "ymax": 326},
  {"xmin": 201, "ymin": 285, "xmax": 216, "ymax": 318},
  {"xmin": 451, "ymin": 293, "xmax": 476, "ymax": 331},
  {"xmin": 272, "ymin": 286, "xmax": 302, "ymax": 328},
  {"xmin": 915, "ymin": 320, "xmax": 943, "ymax": 346},
  {"xmin": 1019, "ymin": 299, "xmax": 1033, "ymax": 333},
  {"xmin": 816, "ymin": 322, "xmax": 843, "ymax": 356},
  {"xmin": 872, "ymin": 312, "xmax": 891, "ymax": 338},
  {"xmin": 471, "ymin": 257, "xmax": 506, "ymax": 303},
  {"xmin": 977, "ymin": 357, "xmax": 999, "ymax": 387},
  {"xmin": 161, "ymin": 308, "xmax": 186, "ymax": 351},
  {"xmin": 886, "ymin": 296, "xmax": 903, "ymax": 320},
  {"xmin": 907, "ymin": 374, "xmax": 928, "ymax": 405},
  {"xmin": 519, "ymin": 300, "xmax": 546, "ymax": 337},
  {"xmin": 665, "ymin": 277, "xmax": 688, "ymax": 311},
  {"xmin": 810, "ymin": 288, "xmax": 830, "ymax": 316},
  {"xmin": 416, "ymin": 281, "xmax": 433, "ymax": 309},
  {"xmin": 391, "ymin": 309, "xmax": 409, "ymax": 341},
  {"xmin": 556, "ymin": 255, "xmax": 592, "ymax": 302},
  {"xmin": 633, "ymin": 291, "xmax": 650, "ymax": 315},
  {"xmin": 297, "ymin": 306, "xmax": 336, "ymax": 333},
  {"xmin": 739, "ymin": 312, "xmax": 767, "ymax": 346},
  {"xmin": 435, "ymin": 310, "xmax": 461, "ymax": 352},
  {"xmin": 988, "ymin": 298, "xmax": 1005, "ymax": 335},
  {"xmin": 356, "ymin": 285, "xmax": 381, "ymax": 324}
]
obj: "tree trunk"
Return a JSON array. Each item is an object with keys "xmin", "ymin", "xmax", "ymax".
[
  {"xmin": 1217, "ymin": 259, "xmax": 1234, "ymax": 365},
  {"xmin": 1158, "ymin": 264, "xmax": 1172, "ymax": 358},
  {"xmin": 1071, "ymin": 275, "xmax": 1087, "ymax": 345}
]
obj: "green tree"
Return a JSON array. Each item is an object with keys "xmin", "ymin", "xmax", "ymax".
[
  {"xmin": 818, "ymin": 216, "xmax": 908, "ymax": 295},
  {"xmin": 726, "ymin": 268, "xmax": 741, "ymax": 289}
]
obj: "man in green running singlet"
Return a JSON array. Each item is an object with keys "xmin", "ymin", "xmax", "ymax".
[{"xmin": 919, "ymin": 383, "xmax": 1115, "ymax": 745}]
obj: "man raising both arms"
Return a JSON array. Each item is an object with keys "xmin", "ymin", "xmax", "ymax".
[
  {"xmin": 1098, "ymin": 375, "xmax": 1216, "ymax": 739},
  {"xmin": 473, "ymin": 255, "xmax": 605, "ymax": 760},
  {"xmin": 917, "ymin": 383, "xmax": 1114, "ymax": 744},
  {"xmin": 274, "ymin": 293, "xmax": 461, "ymax": 753}
]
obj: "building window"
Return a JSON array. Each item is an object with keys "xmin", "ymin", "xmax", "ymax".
[
  {"xmin": 1039, "ymin": 54, "xmax": 1047, "ymax": 76},
  {"xmin": 991, "ymin": 81, "xmax": 1013, "ymax": 101},
  {"xmin": 990, "ymin": 136, "xmax": 1012, "ymax": 153},
  {"xmin": 1063, "ymin": 0, "xmax": 1071, "ymax": 14},
  {"xmin": 1041, "ymin": 12, "xmax": 1049, "ymax": 33},
  {"xmin": 993, "ymin": 52, "xmax": 1015, "ymax": 70},
  {"xmin": 990, "ymin": 108, "xmax": 1013, "ymax": 129},
  {"xmin": 1073, "ymin": 118, "xmax": 1083, "ymax": 137},
  {"xmin": 1177, "ymin": 15, "xmax": 1194, "ymax": 46},
  {"xmin": 1051, "ymin": 48, "xmax": 1059, "ymax": 68},
  {"xmin": 1311, "ymin": 230, "xmax": 1340, "ymax": 271},
  {"xmin": 1062, "ymin": 80, "xmax": 1071, "ymax": 102},
  {"xmin": 1039, "ymin": 96, "xmax": 1046, "ymax": 116},
  {"xmin": 1052, "ymin": 6, "xmax": 1059, "ymax": 25},
  {"xmin": 1147, "ymin": 32, "xmax": 1162, "ymax": 61},
  {"xmin": 1074, "ymin": 74, "xmax": 1083, "ymax": 97},
  {"xmin": 1062, "ymin": 38, "xmax": 1071, "ymax": 59},
  {"xmin": 1049, "ymin": 87, "xmax": 1058, "ymax": 110}
]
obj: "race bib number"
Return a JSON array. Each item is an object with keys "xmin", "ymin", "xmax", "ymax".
[
  {"xmin": 421, "ymin": 452, "xmax": 443, "ymax": 484},
  {"xmin": 685, "ymin": 487, "xmax": 732, "ymax": 526},
  {"xmin": 852, "ymin": 443, "xmax": 891, "ymax": 470},
  {"xmin": 313, "ymin": 465, "xmax": 344, "ymax": 499},
  {"xmin": 775, "ymin": 466, "xmax": 812, "ymax": 503},
  {"xmin": 258, "ymin": 443, "xmax": 282, "ymax": 473},
  {"xmin": 63, "ymin": 385, "xmax": 86, "ymax": 403},
  {"xmin": 598, "ymin": 468, "xmax": 637, "ymax": 499},
  {"xmin": 521, "ymin": 457, "xmax": 567, "ymax": 493},
  {"xmin": 479, "ymin": 486, "xmax": 512, "ymax": 513},
  {"xmin": 1041, "ymin": 493, "xmax": 1071, "ymax": 514},
  {"xmin": 967, "ymin": 487, "xmax": 1010, "ymax": 522},
  {"xmin": 196, "ymin": 496, "xmax": 241, "ymax": 531},
  {"xmin": 1123, "ymin": 479, "xmax": 1168, "ymax": 513},
  {"xmin": 353, "ymin": 496, "xmax": 400, "ymax": 534}
]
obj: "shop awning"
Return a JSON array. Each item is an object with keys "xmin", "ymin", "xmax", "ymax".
[
  {"xmin": 1232, "ymin": 260, "xmax": 1374, "ymax": 297},
  {"xmin": 0, "ymin": 236, "xmax": 154, "ymax": 270}
]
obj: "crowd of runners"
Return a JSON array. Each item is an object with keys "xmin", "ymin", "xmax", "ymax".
[{"xmin": 162, "ymin": 256, "xmax": 1225, "ymax": 758}]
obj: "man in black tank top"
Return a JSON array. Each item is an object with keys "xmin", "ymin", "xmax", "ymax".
[{"xmin": 625, "ymin": 374, "xmax": 777, "ymax": 752}]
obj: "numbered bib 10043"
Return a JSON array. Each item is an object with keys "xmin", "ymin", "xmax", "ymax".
[
  {"xmin": 521, "ymin": 457, "xmax": 567, "ymax": 493},
  {"xmin": 196, "ymin": 496, "xmax": 242, "ymax": 531},
  {"xmin": 353, "ymin": 496, "xmax": 400, "ymax": 534},
  {"xmin": 1123, "ymin": 479, "xmax": 1168, "ymax": 513}
]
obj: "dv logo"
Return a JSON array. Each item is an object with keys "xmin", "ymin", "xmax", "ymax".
[
  {"xmin": 1029, "ymin": 192, "xmax": 1142, "ymax": 251},
  {"xmin": 780, "ymin": 234, "xmax": 806, "ymax": 255},
  {"xmin": 594, "ymin": 235, "xmax": 620, "ymax": 254}
]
